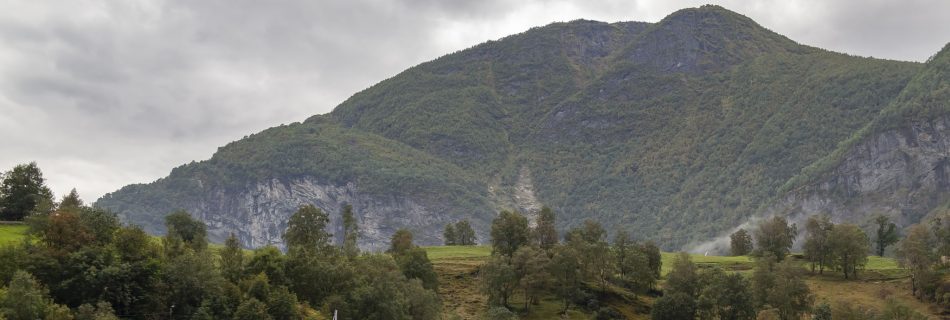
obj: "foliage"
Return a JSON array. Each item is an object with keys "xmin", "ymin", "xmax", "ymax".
[
  {"xmin": 97, "ymin": 8, "xmax": 939, "ymax": 252},
  {"xmin": 651, "ymin": 292, "xmax": 696, "ymax": 320},
  {"xmin": 481, "ymin": 255, "xmax": 518, "ymax": 307},
  {"xmin": 340, "ymin": 204, "xmax": 359, "ymax": 259},
  {"xmin": 828, "ymin": 223, "xmax": 870, "ymax": 279},
  {"xmin": 389, "ymin": 229, "xmax": 415, "ymax": 255},
  {"xmin": 753, "ymin": 216, "xmax": 797, "ymax": 261},
  {"xmin": 455, "ymin": 220, "xmax": 477, "ymax": 246},
  {"xmin": 730, "ymin": 228, "xmax": 752, "ymax": 256},
  {"xmin": 803, "ymin": 214, "xmax": 834, "ymax": 274},
  {"xmin": 220, "ymin": 233, "xmax": 245, "ymax": 283},
  {"xmin": 0, "ymin": 162, "xmax": 54, "ymax": 221},
  {"xmin": 396, "ymin": 247, "xmax": 439, "ymax": 290},
  {"xmin": 535, "ymin": 207, "xmax": 558, "ymax": 250},
  {"xmin": 165, "ymin": 210, "xmax": 208, "ymax": 252},
  {"xmin": 443, "ymin": 224, "xmax": 457, "ymax": 246},
  {"xmin": 490, "ymin": 211, "xmax": 529, "ymax": 258},
  {"xmin": 284, "ymin": 205, "xmax": 331, "ymax": 255},
  {"xmin": 874, "ymin": 215, "xmax": 899, "ymax": 257}
]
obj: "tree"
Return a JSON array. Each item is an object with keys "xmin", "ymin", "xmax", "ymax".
[
  {"xmin": 897, "ymin": 224, "xmax": 935, "ymax": 298},
  {"xmin": 220, "ymin": 233, "xmax": 245, "ymax": 283},
  {"xmin": 651, "ymin": 293, "xmax": 697, "ymax": 320},
  {"xmin": 163, "ymin": 250, "xmax": 224, "ymax": 317},
  {"xmin": 165, "ymin": 210, "xmax": 208, "ymax": 251},
  {"xmin": 803, "ymin": 214, "xmax": 834, "ymax": 274},
  {"xmin": 58, "ymin": 188, "xmax": 83, "ymax": 211},
  {"xmin": 245, "ymin": 246, "xmax": 288, "ymax": 286},
  {"xmin": 614, "ymin": 230, "xmax": 632, "ymax": 278},
  {"xmin": 511, "ymin": 246, "xmax": 549, "ymax": 311},
  {"xmin": 874, "ymin": 215, "xmax": 899, "ymax": 257},
  {"xmin": 730, "ymin": 229, "xmax": 753, "ymax": 256},
  {"xmin": 340, "ymin": 204, "xmax": 359, "ymax": 259},
  {"xmin": 640, "ymin": 241, "xmax": 662, "ymax": 279},
  {"xmin": 751, "ymin": 254, "xmax": 813, "ymax": 320},
  {"xmin": 697, "ymin": 270, "xmax": 755, "ymax": 320},
  {"xmin": 40, "ymin": 210, "xmax": 93, "ymax": 253},
  {"xmin": 827, "ymin": 223, "xmax": 869, "ymax": 279},
  {"xmin": 548, "ymin": 246, "xmax": 581, "ymax": 313},
  {"xmin": 396, "ymin": 247, "xmax": 439, "ymax": 290},
  {"xmin": 490, "ymin": 211, "xmax": 529, "ymax": 258},
  {"xmin": 753, "ymin": 216, "xmax": 797, "ymax": 261},
  {"xmin": 1, "ymin": 271, "xmax": 55, "ymax": 320},
  {"xmin": 455, "ymin": 220, "xmax": 477, "ymax": 246},
  {"xmin": 389, "ymin": 228, "xmax": 415, "ymax": 255},
  {"xmin": 266, "ymin": 286, "xmax": 301, "ymax": 320},
  {"xmin": 481, "ymin": 255, "xmax": 517, "ymax": 307},
  {"xmin": 0, "ymin": 162, "xmax": 54, "ymax": 221},
  {"xmin": 78, "ymin": 207, "xmax": 120, "ymax": 245},
  {"xmin": 233, "ymin": 298, "xmax": 272, "ymax": 320},
  {"xmin": 767, "ymin": 260, "xmax": 813, "ymax": 320},
  {"xmin": 283, "ymin": 205, "xmax": 331, "ymax": 254},
  {"xmin": 75, "ymin": 301, "xmax": 119, "ymax": 320},
  {"xmin": 666, "ymin": 252, "xmax": 699, "ymax": 299},
  {"xmin": 535, "ymin": 206, "xmax": 558, "ymax": 250},
  {"xmin": 443, "ymin": 223, "xmax": 457, "ymax": 246}
]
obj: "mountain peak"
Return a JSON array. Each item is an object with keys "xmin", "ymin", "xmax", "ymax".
[{"xmin": 623, "ymin": 5, "xmax": 801, "ymax": 73}]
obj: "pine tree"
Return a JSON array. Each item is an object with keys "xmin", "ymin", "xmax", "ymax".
[{"xmin": 58, "ymin": 188, "xmax": 83, "ymax": 212}]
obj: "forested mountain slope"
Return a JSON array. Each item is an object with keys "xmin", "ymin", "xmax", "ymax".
[{"xmin": 97, "ymin": 5, "xmax": 943, "ymax": 250}]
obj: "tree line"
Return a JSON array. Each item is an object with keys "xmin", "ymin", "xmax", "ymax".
[{"xmin": 0, "ymin": 163, "xmax": 442, "ymax": 320}]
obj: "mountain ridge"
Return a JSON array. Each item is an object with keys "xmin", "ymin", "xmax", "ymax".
[{"xmin": 96, "ymin": 6, "xmax": 944, "ymax": 250}]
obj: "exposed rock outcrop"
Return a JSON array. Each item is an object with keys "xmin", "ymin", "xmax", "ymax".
[{"xmin": 183, "ymin": 178, "xmax": 443, "ymax": 250}]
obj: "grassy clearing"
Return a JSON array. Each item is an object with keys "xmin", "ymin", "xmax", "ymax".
[{"xmin": 0, "ymin": 224, "xmax": 28, "ymax": 246}]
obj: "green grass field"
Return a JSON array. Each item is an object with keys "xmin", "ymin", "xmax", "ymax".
[{"xmin": 0, "ymin": 224, "xmax": 28, "ymax": 246}]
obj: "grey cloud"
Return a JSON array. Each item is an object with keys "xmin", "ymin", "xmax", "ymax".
[{"xmin": 0, "ymin": 0, "xmax": 947, "ymax": 201}]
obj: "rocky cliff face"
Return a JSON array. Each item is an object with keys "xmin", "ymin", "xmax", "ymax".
[
  {"xmin": 182, "ymin": 178, "xmax": 443, "ymax": 250},
  {"xmin": 691, "ymin": 117, "xmax": 950, "ymax": 254},
  {"xmin": 771, "ymin": 117, "xmax": 950, "ymax": 226}
]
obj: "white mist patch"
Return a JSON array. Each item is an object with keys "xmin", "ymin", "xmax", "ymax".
[{"xmin": 684, "ymin": 212, "xmax": 814, "ymax": 255}]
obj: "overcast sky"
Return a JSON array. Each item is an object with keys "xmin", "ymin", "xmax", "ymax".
[{"xmin": 1, "ymin": 0, "xmax": 948, "ymax": 202}]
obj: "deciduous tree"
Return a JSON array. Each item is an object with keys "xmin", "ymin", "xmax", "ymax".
[
  {"xmin": 730, "ymin": 228, "xmax": 753, "ymax": 256},
  {"xmin": 874, "ymin": 215, "xmax": 899, "ymax": 257},
  {"xmin": 0, "ymin": 162, "xmax": 54, "ymax": 221},
  {"xmin": 490, "ymin": 211, "xmax": 529, "ymax": 258},
  {"xmin": 753, "ymin": 216, "xmax": 797, "ymax": 261}
]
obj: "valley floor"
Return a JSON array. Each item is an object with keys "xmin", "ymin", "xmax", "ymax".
[{"xmin": 424, "ymin": 245, "xmax": 943, "ymax": 319}]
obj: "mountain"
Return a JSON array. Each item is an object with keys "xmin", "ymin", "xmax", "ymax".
[{"xmin": 96, "ymin": 5, "xmax": 944, "ymax": 250}]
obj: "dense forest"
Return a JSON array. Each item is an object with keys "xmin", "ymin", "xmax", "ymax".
[{"xmin": 3, "ymin": 162, "xmax": 950, "ymax": 319}]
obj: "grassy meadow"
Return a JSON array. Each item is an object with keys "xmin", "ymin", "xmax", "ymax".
[{"xmin": 0, "ymin": 223, "xmax": 28, "ymax": 246}]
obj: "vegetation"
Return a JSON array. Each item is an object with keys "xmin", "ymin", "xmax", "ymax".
[
  {"xmin": 729, "ymin": 229, "xmax": 752, "ymax": 256},
  {"xmin": 95, "ymin": 5, "xmax": 937, "ymax": 251},
  {"xmin": 444, "ymin": 219, "xmax": 477, "ymax": 246},
  {"xmin": 0, "ymin": 186, "xmax": 442, "ymax": 320}
]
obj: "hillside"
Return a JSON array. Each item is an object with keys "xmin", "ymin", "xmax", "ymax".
[{"xmin": 97, "ymin": 5, "xmax": 943, "ymax": 250}]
